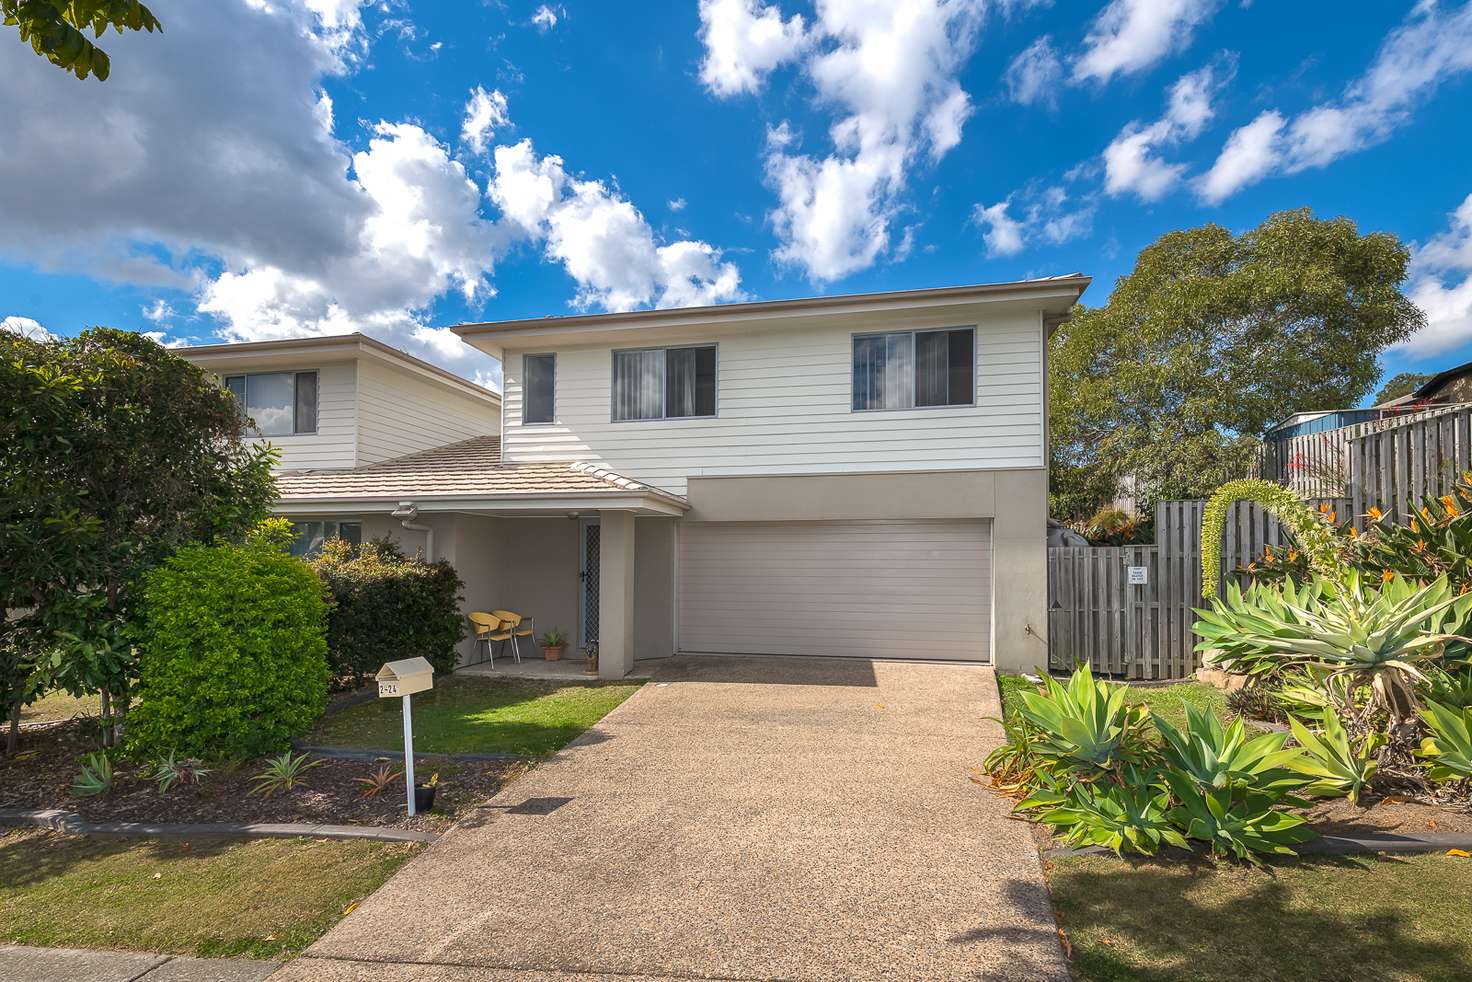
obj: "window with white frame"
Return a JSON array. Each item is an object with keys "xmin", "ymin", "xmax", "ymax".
[
  {"xmin": 523, "ymin": 353, "xmax": 556, "ymax": 424},
  {"xmin": 851, "ymin": 328, "xmax": 974, "ymax": 411},
  {"xmin": 611, "ymin": 344, "xmax": 717, "ymax": 421},
  {"xmin": 288, "ymin": 520, "xmax": 361, "ymax": 558},
  {"xmin": 224, "ymin": 371, "xmax": 318, "ymax": 436}
]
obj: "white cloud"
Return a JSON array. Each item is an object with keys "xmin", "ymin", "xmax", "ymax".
[
  {"xmin": 487, "ymin": 139, "xmax": 743, "ymax": 312},
  {"xmin": 697, "ymin": 0, "xmax": 809, "ymax": 97},
  {"xmin": 1005, "ymin": 36, "xmax": 1062, "ymax": 108},
  {"xmin": 1199, "ymin": 2, "xmax": 1472, "ymax": 202},
  {"xmin": 668, "ymin": 197, "xmax": 687, "ymax": 212},
  {"xmin": 1, "ymin": 315, "xmax": 54, "ymax": 341},
  {"xmin": 1103, "ymin": 61, "xmax": 1229, "ymax": 202},
  {"xmin": 1397, "ymin": 193, "xmax": 1472, "ymax": 357},
  {"xmin": 531, "ymin": 5, "xmax": 560, "ymax": 31},
  {"xmin": 142, "ymin": 299, "xmax": 175, "ymax": 323},
  {"xmin": 461, "ymin": 86, "xmax": 510, "ymax": 155},
  {"xmin": 1073, "ymin": 0, "xmax": 1220, "ymax": 84},
  {"xmin": 973, "ymin": 186, "xmax": 1094, "ymax": 257},
  {"xmin": 701, "ymin": 0, "xmax": 986, "ymax": 282}
]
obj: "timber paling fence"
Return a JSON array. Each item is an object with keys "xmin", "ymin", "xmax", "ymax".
[
  {"xmin": 1050, "ymin": 405, "xmax": 1472, "ymax": 680},
  {"xmin": 1047, "ymin": 497, "xmax": 1347, "ymax": 680}
]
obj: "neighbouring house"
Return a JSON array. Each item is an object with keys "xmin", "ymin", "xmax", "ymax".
[
  {"xmin": 180, "ymin": 276, "xmax": 1088, "ymax": 677},
  {"xmin": 1379, "ymin": 359, "xmax": 1472, "ymax": 408}
]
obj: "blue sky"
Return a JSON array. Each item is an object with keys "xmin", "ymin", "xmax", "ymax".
[{"xmin": 3, "ymin": 0, "xmax": 1472, "ymax": 397}]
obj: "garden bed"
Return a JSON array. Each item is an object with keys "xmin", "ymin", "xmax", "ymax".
[{"xmin": 0, "ymin": 723, "xmax": 523, "ymax": 833}]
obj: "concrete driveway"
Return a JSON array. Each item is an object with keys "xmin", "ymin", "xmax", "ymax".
[{"xmin": 272, "ymin": 656, "xmax": 1066, "ymax": 981}]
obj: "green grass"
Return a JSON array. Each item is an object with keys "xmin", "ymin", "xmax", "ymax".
[
  {"xmin": 997, "ymin": 674, "xmax": 1232, "ymax": 732},
  {"xmin": 309, "ymin": 676, "xmax": 642, "ymax": 756},
  {"xmin": 1047, "ymin": 851, "xmax": 1472, "ymax": 981},
  {"xmin": 0, "ymin": 830, "xmax": 420, "ymax": 960}
]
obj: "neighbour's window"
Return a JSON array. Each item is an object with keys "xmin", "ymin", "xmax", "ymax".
[
  {"xmin": 523, "ymin": 353, "xmax": 556, "ymax": 424},
  {"xmin": 289, "ymin": 520, "xmax": 362, "ymax": 559},
  {"xmin": 224, "ymin": 371, "xmax": 319, "ymax": 436},
  {"xmin": 612, "ymin": 344, "xmax": 717, "ymax": 421},
  {"xmin": 851, "ymin": 328, "xmax": 974, "ymax": 411}
]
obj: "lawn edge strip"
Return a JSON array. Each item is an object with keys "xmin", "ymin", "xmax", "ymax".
[
  {"xmin": 0, "ymin": 808, "xmax": 439, "ymax": 844},
  {"xmin": 291, "ymin": 743, "xmax": 536, "ymax": 762},
  {"xmin": 1043, "ymin": 829, "xmax": 1472, "ymax": 860}
]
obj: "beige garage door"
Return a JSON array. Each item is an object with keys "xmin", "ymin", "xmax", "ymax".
[{"xmin": 678, "ymin": 520, "xmax": 992, "ymax": 662}]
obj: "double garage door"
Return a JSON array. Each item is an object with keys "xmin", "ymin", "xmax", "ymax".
[{"xmin": 677, "ymin": 520, "xmax": 992, "ymax": 663}]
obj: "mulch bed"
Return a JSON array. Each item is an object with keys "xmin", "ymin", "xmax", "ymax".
[
  {"xmin": 1305, "ymin": 794, "xmax": 1472, "ymax": 837},
  {"xmin": 0, "ymin": 722, "xmax": 525, "ymax": 833}
]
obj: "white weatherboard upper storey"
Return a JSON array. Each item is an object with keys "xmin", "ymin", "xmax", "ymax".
[{"xmin": 496, "ymin": 303, "xmax": 1048, "ymax": 497}]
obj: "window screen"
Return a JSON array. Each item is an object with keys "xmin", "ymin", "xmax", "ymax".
[
  {"xmin": 224, "ymin": 371, "xmax": 317, "ymax": 436},
  {"xmin": 612, "ymin": 345, "xmax": 716, "ymax": 421},
  {"xmin": 523, "ymin": 353, "xmax": 556, "ymax": 424},
  {"xmin": 852, "ymin": 329, "xmax": 973, "ymax": 410}
]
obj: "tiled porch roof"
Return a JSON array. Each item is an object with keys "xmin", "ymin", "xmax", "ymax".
[{"xmin": 275, "ymin": 436, "xmax": 686, "ymax": 506}]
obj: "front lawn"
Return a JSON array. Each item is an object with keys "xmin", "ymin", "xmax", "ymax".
[
  {"xmin": 19, "ymin": 690, "xmax": 101, "ymax": 725},
  {"xmin": 0, "ymin": 830, "xmax": 420, "ymax": 960},
  {"xmin": 998, "ymin": 674, "xmax": 1231, "ymax": 732},
  {"xmin": 1047, "ymin": 851, "xmax": 1472, "ymax": 981},
  {"xmin": 309, "ymin": 676, "xmax": 642, "ymax": 756}
]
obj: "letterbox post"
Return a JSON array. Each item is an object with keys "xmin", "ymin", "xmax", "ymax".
[
  {"xmin": 375, "ymin": 657, "xmax": 435, "ymax": 819},
  {"xmin": 402, "ymin": 692, "xmax": 416, "ymax": 816}
]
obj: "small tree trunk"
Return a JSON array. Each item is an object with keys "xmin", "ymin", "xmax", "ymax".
[
  {"xmin": 5, "ymin": 700, "xmax": 18, "ymax": 756},
  {"xmin": 100, "ymin": 688, "xmax": 112, "ymax": 748}
]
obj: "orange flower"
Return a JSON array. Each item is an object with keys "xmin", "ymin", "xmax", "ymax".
[
  {"xmin": 1422, "ymin": 506, "xmax": 1433, "ymax": 523},
  {"xmin": 1367, "ymin": 505, "xmax": 1384, "ymax": 522},
  {"xmin": 1318, "ymin": 503, "xmax": 1330, "ymax": 513},
  {"xmin": 1287, "ymin": 549, "xmax": 1299, "ymax": 561},
  {"xmin": 1328, "ymin": 511, "xmax": 1338, "ymax": 523},
  {"xmin": 1382, "ymin": 568, "xmax": 1395, "ymax": 583},
  {"xmin": 1347, "ymin": 526, "xmax": 1359, "ymax": 539},
  {"xmin": 1415, "ymin": 539, "xmax": 1427, "ymax": 552},
  {"xmin": 1442, "ymin": 495, "xmax": 1460, "ymax": 518}
]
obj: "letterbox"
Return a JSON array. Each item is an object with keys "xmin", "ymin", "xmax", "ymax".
[{"xmin": 376, "ymin": 657, "xmax": 434, "ymax": 698}]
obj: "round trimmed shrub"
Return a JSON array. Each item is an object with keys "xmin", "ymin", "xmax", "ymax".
[{"xmin": 128, "ymin": 541, "xmax": 330, "ymax": 759}]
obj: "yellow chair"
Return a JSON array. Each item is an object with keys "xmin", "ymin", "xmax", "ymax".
[
  {"xmin": 468, "ymin": 612, "xmax": 518, "ymax": 668},
  {"xmin": 490, "ymin": 610, "xmax": 536, "ymax": 661}
]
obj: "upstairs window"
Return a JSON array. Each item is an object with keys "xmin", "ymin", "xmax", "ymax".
[
  {"xmin": 852, "ymin": 328, "xmax": 974, "ymax": 411},
  {"xmin": 224, "ymin": 371, "xmax": 318, "ymax": 435},
  {"xmin": 523, "ymin": 353, "xmax": 556, "ymax": 424},
  {"xmin": 612, "ymin": 344, "xmax": 717, "ymax": 421}
]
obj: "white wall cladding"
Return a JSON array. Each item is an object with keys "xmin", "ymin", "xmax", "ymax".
[
  {"xmin": 500, "ymin": 309, "xmax": 1045, "ymax": 495},
  {"xmin": 261, "ymin": 361, "xmax": 358, "ymax": 471},
  {"xmin": 355, "ymin": 358, "xmax": 499, "ymax": 465}
]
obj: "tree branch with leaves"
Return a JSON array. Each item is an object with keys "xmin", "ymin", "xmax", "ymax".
[{"xmin": 3, "ymin": 0, "xmax": 160, "ymax": 80}]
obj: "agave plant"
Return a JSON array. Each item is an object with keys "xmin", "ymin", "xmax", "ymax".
[
  {"xmin": 1275, "ymin": 666, "xmax": 1366, "ymax": 725},
  {"xmin": 143, "ymin": 751, "xmax": 212, "ymax": 794},
  {"xmin": 1013, "ymin": 665, "xmax": 1154, "ymax": 778},
  {"xmin": 70, "ymin": 752, "xmax": 113, "ymax": 798},
  {"xmin": 249, "ymin": 751, "xmax": 322, "ymax": 796},
  {"xmin": 355, "ymin": 762, "xmax": 403, "ymax": 800},
  {"xmin": 1417, "ymin": 699, "xmax": 1472, "ymax": 782},
  {"xmin": 1163, "ymin": 779, "xmax": 1316, "ymax": 864},
  {"xmin": 1020, "ymin": 778, "xmax": 1187, "ymax": 857},
  {"xmin": 1153, "ymin": 704, "xmax": 1307, "ymax": 797},
  {"xmin": 1420, "ymin": 662, "xmax": 1472, "ymax": 711},
  {"xmin": 980, "ymin": 713, "xmax": 1042, "ymax": 795},
  {"xmin": 1287, "ymin": 709, "xmax": 1380, "ymax": 803},
  {"xmin": 1195, "ymin": 572, "xmax": 1472, "ymax": 721}
]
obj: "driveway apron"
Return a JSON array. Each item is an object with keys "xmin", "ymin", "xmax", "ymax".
[{"xmin": 272, "ymin": 656, "xmax": 1066, "ymax": 981}]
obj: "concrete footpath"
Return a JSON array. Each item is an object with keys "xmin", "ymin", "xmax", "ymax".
[
  {"xmin": 0, "ymin": 945, "xmax": 277, "ymax": 982},
  {"xmin": 270, "ymin": 655, "xmax": 1068, "ymax": 982}
]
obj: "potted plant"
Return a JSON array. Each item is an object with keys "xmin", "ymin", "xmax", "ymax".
[
  {"xmin": 414, "ymin": 772, "xmax": 439, "ymax": 812},
  {"xmin": 583, "ymin": 643, "xmax": 598, "ymax": 675},
  {"xmin": 538, "ymin": 626, "xmax": 569, "ymax": 662}
]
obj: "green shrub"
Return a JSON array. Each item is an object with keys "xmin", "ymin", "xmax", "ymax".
[
  {"xmin": 310, "ymin": 537, "xmax": 465, "ymax": 689},
  {"xmin": 1199, "ymin": 479, "xmax": 1347, "ymax": 598},
  {"xmin": 128, "ymin": 541, "xmax": 330, "ymax": 760}
]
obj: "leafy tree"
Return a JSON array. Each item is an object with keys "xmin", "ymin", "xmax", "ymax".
[
  {"xmin": 1373, "ymin": 371, "xmax": 1432, "ymax": 406},
  {"xmin": 1, "ymin": 328, "xmax": 276, "ymax": 749},
  {"xmin": 1050, "ymin": 209, "xmax": 1424, "ymax": 521},
  {"xmin": 3, "ymin": 0, "xmax": 160, "ymax": 80}
]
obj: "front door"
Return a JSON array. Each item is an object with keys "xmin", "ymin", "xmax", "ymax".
[{"xmin": 579, "ymin": 518, "xmax": 600, "ymax": 649}]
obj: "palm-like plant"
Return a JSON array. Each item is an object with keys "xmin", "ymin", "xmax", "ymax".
[
  {"xmin": 1195, "ymin": 572, "xmax": 1472, "ymax": 721},
  {"xmin": 1162, "ymin": 778, "xmax": 1316, "ymax": 864},
  {"xmin": 1417, "ymin": 699, "xmax": 1472, "ymax": 782},
  {"xmin": 1153, "ymin": 704, "xmax": 1306, "ymax": 797},
  {"xmin": 1287, "ymin": 709, "xmax": 1380, "ymax": 803},
  {"xmin": 1021, "ymin": 779, "xmax": 1187, "ymax": 857},
  {"xmin": 1014, "ymin": 665, "xmax": 1153, "ymax": 777}
]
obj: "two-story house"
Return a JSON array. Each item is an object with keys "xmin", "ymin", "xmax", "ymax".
[{"xmin": 181, "ymin": 276, "xmax": 1088, "ymax": 677}]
